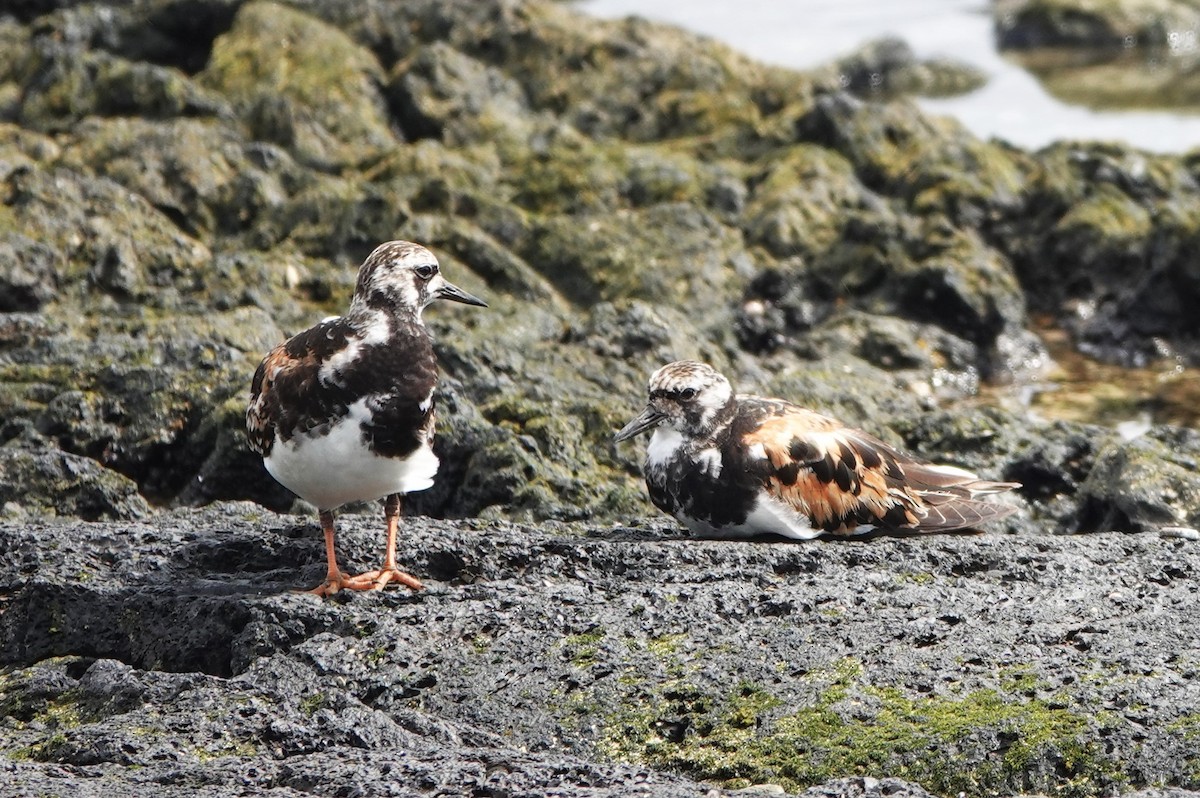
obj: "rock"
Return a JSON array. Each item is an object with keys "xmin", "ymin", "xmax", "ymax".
[
  {"xmin": 14, "ymin": 40, "xmax": 227, "ymax": 131},
  {"xmin": 828, "ymin": 37, "xmax": 987, "ymax": 99},
  {"xmin": 1, "ymin": 506, "xmax": 1199, "ymax": 796},
  {"xmin": 3, "ymin": 164, "xmax": 212, "ymax": 309},
  {"xmin": 0, "ymin": 0, "xmax": 1195, "ymax": 533},
  {"xmin": 199, "ymin": 0, "xmax": 395, "ymax": 167},
  {"xmin": 1076, "ymin": 426, "xmax": 1200, "ymax": 531},
  {"xmin": 0, "ymin": 235, "xmax": 59, "ymax": 312},
  {"xmin": 57, "ymin": 117, "xmax": 292, "ymax": 240},
  {"xmin": 743, "ymin": 143, "xmax": 869, "ymax": 260},
  {"xmin": 0, "ymin": 444, "xmax": 150, "ymax": 520},
  {"xmin": 388, "ymin": 40, "xmax": 539, "ymax": 145},
  {"xmin": 1011, "ymin": 142, "xmax": 1200, "ymax": 366},
  {"xmin": 0, "ymin": 0, "xmax": 1195, "ymax": 531},
  {"xmin": 996, "ymin": 0, "xmax": 1200, "ymax": 49}
]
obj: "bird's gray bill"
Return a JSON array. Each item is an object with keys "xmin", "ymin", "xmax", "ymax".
[
  {"xmin": 614, "ymin": 406, "xmax": 663, "ymax": 442},
  {"xmin": 438, "ymin": 281, "xmax": 488, "ymax": 307}
]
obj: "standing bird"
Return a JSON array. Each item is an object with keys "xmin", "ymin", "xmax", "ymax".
[
  {"xmin": 246, "ymin": 241, "xmax": 486, "ymax": 596},
  {"xmin": 614, "ymin": 361, "xmax": 1019, "ymax": 538}
]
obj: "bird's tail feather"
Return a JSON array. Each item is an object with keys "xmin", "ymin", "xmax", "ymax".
[
  {"xmin": 915, "ymin": 497, "xmax": 1019, "ymax": 531},
  {"xmin": 901, "ymin": 462, "xmax": 1021, "ymax": 531}
]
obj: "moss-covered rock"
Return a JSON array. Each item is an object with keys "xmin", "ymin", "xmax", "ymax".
[
  {"xmin": 996, "ymin": 0, "xmax": 1200, "ymax": 49},
  {"xmin": 1, "ymin": 0, "xmax": 1198, "ymax": 534},
  {"xmin": 389, "ymin": 41, "xmax": 540, "ymax": 146},
  {"xmin": 526, "ymin": 202, "xmax": 746, "ymax": 307},
  {"xmin": 743, "ymin": 144, "xmax": 867, "ymax": 259},
  {"xmin": 1013, "ymin": 142, "xmax": 1200, "ymax": 365},
  {"xmin": 58, "ymin": 117, "xmax": 293, "ymax": 240},
  {"xmin": 0, "ymin": 445, "xmax": 150, "ymax": 520},
  {"xmin": 14, "ymin": 44, "xmax": 226, "ymax": 132},
  {"xmin": 1076, "ymin": 427, "xmax": 1200, "ymax": 531},
  {"xmin": 200, "ymin": 0, "xmax": 395, "ymax": 166},
  {"xmin": 826, "ymin": 37, "xmax": 988, "ymax": 100},
  {"xmin": 3, "ymin": 165, "xmax": 211, "ymax": 309}
]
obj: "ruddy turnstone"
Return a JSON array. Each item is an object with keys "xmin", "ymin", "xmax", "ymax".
[
  {"xmin": 246, "ymin": 241, "xmax": 485, "ymax": 596},
  {"xmin": 614, "ymin": 361, "xmax": 1019, "ymax": 537}
]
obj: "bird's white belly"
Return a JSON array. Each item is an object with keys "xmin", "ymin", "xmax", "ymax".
[
  {"xmin": 265, "ymin": 398, "xmax": 438, "ymax": 510},
  {"xmin": 679, "ymin": 495, "xmax": 826, "ymax": 540},
  {"xmin": 736, "ymin": 495, "xmax": 823, "ymax": 539}
]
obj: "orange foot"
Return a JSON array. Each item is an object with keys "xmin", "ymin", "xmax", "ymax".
[
  {"xmin": 344, "ymin": 567, "xmax": 425, "ymax": 592},
  {"xmin": 306, "ymin": 571, "xmax": 359, "ymax": 597}
]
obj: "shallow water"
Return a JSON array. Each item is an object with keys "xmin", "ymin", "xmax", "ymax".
[
  {"xmin": 1015, "ymin": 322, "xmax": 1200, "ymax": 429},
  {"xmin": 580, "ymin": 0, "xmax": 1200, "ymax": 153}
]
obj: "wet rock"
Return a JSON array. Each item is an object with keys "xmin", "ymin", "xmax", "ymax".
[
  {"xmin": 829, "ymin": 37, "xmax": 987, "ymax": 99},
  {"xmin": 996, "ymin": 0, "xmax": 1200, "ymax": 49}
]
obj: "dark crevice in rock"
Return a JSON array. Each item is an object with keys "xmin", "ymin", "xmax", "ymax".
[{"xmin": 0, "ymin": 584, "xmax": 255, "ymax": 677}]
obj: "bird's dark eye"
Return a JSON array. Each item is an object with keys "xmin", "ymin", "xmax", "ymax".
[
  {"xmin": 678, "ymin": 387, "xmax": 698, "ymax": 401},
  {"xmin": 414, "ymin": 263, "xmax": 438, "ymax": 280}
]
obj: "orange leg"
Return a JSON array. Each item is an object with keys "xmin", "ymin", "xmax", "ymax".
[
  {"xmin": 308, "ymin": 509, "xmax": 355, "ymax": 596},
  {"xmin": 345, "ymin": 493, "xmax": 424, "ymax": 592}
]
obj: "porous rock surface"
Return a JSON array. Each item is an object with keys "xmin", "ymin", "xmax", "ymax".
[
  {"xmin": 1, "ymin": 506, "xmax": 1198, "ymax": 797},
  {"xmin": 2, "ymin": 0, "xmax": 1200, "ymax": 794}
]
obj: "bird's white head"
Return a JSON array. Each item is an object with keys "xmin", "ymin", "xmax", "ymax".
[
  {"xmin": 614, "ymin": 360, "xmax": 735, "ymax": 442},
  {"xmin": 352, "ymin": 241, "xmax": 487, "ymax": 317}
]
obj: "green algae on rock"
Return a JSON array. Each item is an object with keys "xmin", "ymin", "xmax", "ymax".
[
  {"xmin": 4, "ymin": 510, "xmax": 1199, "ymax": 796},
  {"xmin": 1, "ymin": 0, "xmax": 1198, "ymax": 541},
  {"xmin": 200, "ymin": 0, "xmax": 395, "ymax": 166},
  {"xmin": 996, "ymin": 0, "xmax": 1200, "ymax": 49},
  {"xmin": 597, "ymin": 660, "xmax": 1124, "ymax": 797}
]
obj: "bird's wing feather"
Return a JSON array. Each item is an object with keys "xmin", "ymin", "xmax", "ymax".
[
  {"xmin": 245, "ymin": 318, "xmax": 354, "ymax": 456},
  {"xmin": 741, "ymin": 406, "xmax": 925, "ymax": 532},
  {"xmin": 740, "ymin": 403, "xmax": 1019, "ymax": 532}
]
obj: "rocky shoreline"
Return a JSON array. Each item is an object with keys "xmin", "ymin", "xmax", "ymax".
[
  {"xmin": 2, "ymin": 0, "xmax": 1200, "ymax": 794},
  {"xmin": 2, "ymin": 506, "xmax": 1199, "ymax": 797}
]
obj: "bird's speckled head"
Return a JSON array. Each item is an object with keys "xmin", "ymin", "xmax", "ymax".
[
  {"xmin": 352, "ymin": 240, "xmax": 486, "ymax": 317},
  {"xmin": 614, "ymin": 360, "xmax": 735, "ymax": 441}
]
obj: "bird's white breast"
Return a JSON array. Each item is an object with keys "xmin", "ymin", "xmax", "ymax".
[
  {"xmin": 264, "ymin": 397, "xmax": 438, "ymax": 510},
  {"xmin": 645, "ymin": 427, "xmax": 685, "ymax": 470}
]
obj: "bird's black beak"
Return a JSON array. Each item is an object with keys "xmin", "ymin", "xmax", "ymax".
[
  {"xmin": 437, "ymin": 280, "xmax": 488, "ymax": 307},
  {"xmin": 614, "ymin": 405, "xmax": 663, "ymax": 442}
]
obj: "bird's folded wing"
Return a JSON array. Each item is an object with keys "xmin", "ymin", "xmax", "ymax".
[{"xmin": 741, "ymin": 407, "xmax": 925, "ymax": 532}]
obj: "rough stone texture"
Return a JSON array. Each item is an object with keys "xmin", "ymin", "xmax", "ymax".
[
  {"xmin": 823, "ymin": 37, "xmax": 987, "ymax": 100},
  {"xmin": 0, "ymin": 507, "xmax": 1198, "ymax": 797},
  {"xmin": 993, "ymin": 0, "xmax": 1200, "ymax": 111},
  {"xmin": 2, "ymin": 0, "xmax": 1200, "ymax": 794},
  {"xmin": 3, "ymin": 0, "xmax": 1200, "ymax": 522},
  {"xmin": 996, "ymin": 0, "xmax": 1200, "ymax": 49}
]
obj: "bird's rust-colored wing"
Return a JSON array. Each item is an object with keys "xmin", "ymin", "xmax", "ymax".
[{"xmin": 740, "ymin": 402, "xmax": 1018, "ymax": 533}]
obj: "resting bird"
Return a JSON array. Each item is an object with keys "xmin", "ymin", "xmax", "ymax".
[
  {"xmin": 614, "ymin": 361, "xmax": 1019, "ymax": 538},
  {"xmin": 246, "ymin": 241, "xmax": 486, "ymax": 595}
]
